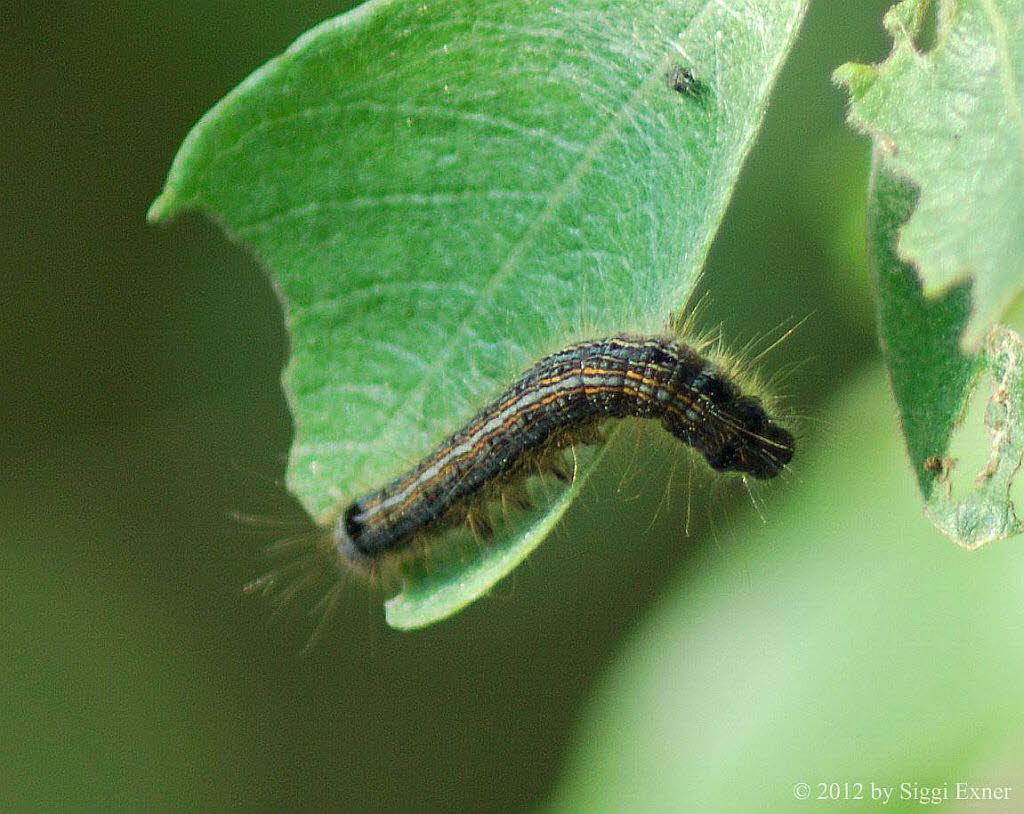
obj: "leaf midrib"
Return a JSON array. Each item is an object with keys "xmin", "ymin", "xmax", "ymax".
[{"xmin": 345, "ymin": 0, "xmax": 719, "ymax": 485}]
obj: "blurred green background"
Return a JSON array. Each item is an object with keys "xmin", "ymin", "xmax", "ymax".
[{"xmin": 9, "ymin": 1, "xmax": 1022, "ymax": 811}]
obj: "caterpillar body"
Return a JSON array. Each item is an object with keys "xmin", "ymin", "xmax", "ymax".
[{"xmin": 336, "ymin": 334, "xmax": 794, "ymax": 569}]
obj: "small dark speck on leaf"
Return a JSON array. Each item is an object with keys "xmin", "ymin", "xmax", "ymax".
[
  {"xmin": 665, "ymin": 65, "xmax": 708, "ymax": 101},
  {"xmin": 923, "ymin": 455, "xmax": 956, "ymax": 498},
  {"xmin": 924, "ymin": 455, "xmax": 944, "ymax": 473}
]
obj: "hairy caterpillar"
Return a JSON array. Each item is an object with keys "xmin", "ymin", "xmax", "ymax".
[
  {"xmin": 246, "ymin": 332, "xmax": 795, "ymax": 630},
  {"xmin": 335, "ymin": 334, "xmax": 794, "ymax": 570}
]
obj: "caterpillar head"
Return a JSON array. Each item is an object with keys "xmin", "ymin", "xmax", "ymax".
[{"xmin": 707, "ymin": 397, "xmax": 795, "ymax": 480}]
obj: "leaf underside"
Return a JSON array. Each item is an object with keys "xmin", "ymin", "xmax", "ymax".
[
  {"xmin": 869, "ymin": 156, "xmax": 1024, "ymax": 548},
  {"xmin": 838, "ymin": 0, "xmax": 1024, "ymax": 549},
  {"xmin": 150, "ymin": 0, "xmax": 809, "ymax": 627}
]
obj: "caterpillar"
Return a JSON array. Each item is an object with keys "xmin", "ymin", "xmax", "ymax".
[{"xmin": 334, "ymin": 334, "xmax": 794, "ymax": 571}]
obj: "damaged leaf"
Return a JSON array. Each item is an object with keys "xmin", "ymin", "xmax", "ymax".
[
  {"xmin": 835, "ymin": 0, "xmax": 1024, "ymax": 350},
  {"xmin": 868, "ymin": 156, "xmax": 1024, "ymax": 548},
  {"xmin": 150, "ymin": 0, "xmax": 810, "ymax": 627}
]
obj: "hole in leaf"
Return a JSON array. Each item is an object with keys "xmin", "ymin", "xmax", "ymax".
[{"xmin": 941, "ymin": 374, "xmax": 994, "ymax": 499}]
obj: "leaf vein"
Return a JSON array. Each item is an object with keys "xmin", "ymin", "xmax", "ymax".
[{"xmin": 346, "ymin": 0, "xmax": 721, "ymax": 483}]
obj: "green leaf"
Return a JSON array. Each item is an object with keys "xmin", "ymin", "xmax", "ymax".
[
  {"xmin": 929, "ymin": 323, "xmax": 1024, "ymax": 545},
  {"xmin": 149, "ymin": 0, "xmax": 809, "ymax": 627},
  {"xmin": 838, "ymin": 0, "xmax": 1024, "ymax": 548},
  {"xmin": 868, "ymin": 148, "xmax": 1024, "ymax": 548},
  {"xmin": 866, "ymin": 160, "xmax": 976, "ymax": 494},
  {"xmin": 834, "ymin": 0, "xmax": 1024, "ymax": 350},
  {"xmin": 385, "ymin": 442, "xmax": 607, "ymax": 629},
  {"xmin": 550, "ymin": 365, "xmax": 1024, "ymax": 812}
]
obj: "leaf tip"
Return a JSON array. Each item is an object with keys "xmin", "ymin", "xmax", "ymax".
[
  {"xmin": 832, "ymin": 62, "xmax": 878, "ymax": 99},
  {"xmin": 146, "ymin": 190, "xmax": 178, "ymax": 224}
]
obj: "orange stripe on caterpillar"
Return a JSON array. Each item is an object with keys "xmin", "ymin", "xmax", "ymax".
[{"xmin": 336, "ymin": 335, "xmax": 794, "ymax": 566}]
